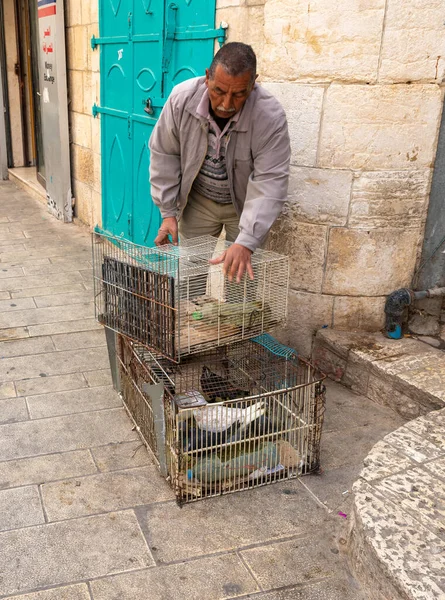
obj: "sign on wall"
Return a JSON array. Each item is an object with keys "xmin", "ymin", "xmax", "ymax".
[{"xmin": 37, "ymin": 0, "xmax": 72, "ymax": 221}]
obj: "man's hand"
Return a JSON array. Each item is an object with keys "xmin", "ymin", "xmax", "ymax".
[
  {"xmin": 209, "ymin": 243, "xmax": 254, "ymax": 283},
  {"xmin": 154, "ymin": 217, "xmax": 178, "ymax": 246}
]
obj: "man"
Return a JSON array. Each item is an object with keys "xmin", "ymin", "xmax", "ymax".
[{"xmin": 149, "ymin": 42, "xmax": 291, "ymax": 283}]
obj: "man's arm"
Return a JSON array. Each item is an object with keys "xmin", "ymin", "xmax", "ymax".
[
  {"xmin": 210, "ymin": 109, "xmax": 291, "ymax": 281},
  {"xmin": 236, "ymin": 110, "xmax": 291, "ymax": 252},
  {"xmin": 149, "ymin": 98, "xmax": 181, "ymax": 245}
]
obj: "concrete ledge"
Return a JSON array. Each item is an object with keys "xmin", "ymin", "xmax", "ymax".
[
  {"xmin": 312, "ymin": 329, "xmax": 445, "ymax": 420},
  {"xmin": 9, "ymin": 167, "xmax": 46, "ymax": 206},
  {"xmin": 348, "ymin": 409, "xmax": 445, "ymax": 600}
]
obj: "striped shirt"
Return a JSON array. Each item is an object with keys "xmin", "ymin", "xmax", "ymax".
[{"xmin": 192, "ymin": 118, "xmax": 234, "ymax": 204}]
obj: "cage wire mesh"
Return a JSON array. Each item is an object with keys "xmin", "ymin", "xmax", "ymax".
[
  {"xmin": 92, "ymin": 231, "xmax": 289, "ymax": 362},
  {"xmin": 117, "ymin": 335, "xmax": 326, "ymax": 505}
]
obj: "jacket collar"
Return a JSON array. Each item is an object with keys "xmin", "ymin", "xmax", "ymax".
[{"xmin": 185, "ymin": 77, "xmax": 255, "ymax": 133}]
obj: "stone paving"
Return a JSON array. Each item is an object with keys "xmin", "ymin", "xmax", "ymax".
[{"xmin": 0, "ymin": 180, "xmax": 405, "ymax": 600}]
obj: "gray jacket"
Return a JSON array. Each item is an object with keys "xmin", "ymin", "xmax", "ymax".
[{"xmin": 149, "ymin": 77, "xmax": 291, "ymax": 251}]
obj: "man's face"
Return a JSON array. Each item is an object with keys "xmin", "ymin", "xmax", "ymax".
[{"xmin": 205, "ymin": 65, "xmax": 256, "ymax": 119}]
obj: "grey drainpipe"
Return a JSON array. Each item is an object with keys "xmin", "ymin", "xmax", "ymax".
[{"xmin": 385, "ymin": 287, "xmax": 445, "ymax": 339}]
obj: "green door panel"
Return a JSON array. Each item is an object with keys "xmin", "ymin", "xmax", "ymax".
[{"xmin": 96, "ymin": 0, "xmax": 225, "ymax": 245}]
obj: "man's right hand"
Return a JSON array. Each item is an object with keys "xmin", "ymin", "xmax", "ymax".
[{"xmin": 154, "ymin": 217, "xmax": 178, "ymax": 246}]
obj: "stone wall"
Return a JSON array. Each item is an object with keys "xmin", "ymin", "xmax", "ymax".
[
  {"xmin": 217, "ymin": 0, "xmax": 445, "ymax": 356},
  {"xmin": 65, "ymin": 0, "xmax": 102, "ymax": 228}
]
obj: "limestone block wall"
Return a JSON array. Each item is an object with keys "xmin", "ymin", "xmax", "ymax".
[
  {"xmin": 65, "ymin": 0, "xmax": 102, "ymax": 228},
  {"xmin": 217, "ymin": 0, "xmax": 445, "ymax": 356}
]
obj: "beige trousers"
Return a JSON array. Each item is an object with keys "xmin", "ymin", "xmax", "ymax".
[{"xmin": 179, "ymin": 189, "xmax": 240, "ymax": 243}]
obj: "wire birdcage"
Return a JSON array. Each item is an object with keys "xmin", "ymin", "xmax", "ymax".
[
  {"xmin": 92, "ymin": 231, "xmax": 289, "ymax": 362},
  {"xmin": 117, "ymin": 335, "xmax": 326, "ymax": 505}
]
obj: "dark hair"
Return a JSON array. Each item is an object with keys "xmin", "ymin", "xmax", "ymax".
[{"xmin": 208, "ymin": 42, "xmax": 257, "ymax": 84}]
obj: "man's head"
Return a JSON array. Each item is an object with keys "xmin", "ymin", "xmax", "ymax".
[{"xmin": 206, "ymin": 42, "xmax": 257, "ymax": 119}]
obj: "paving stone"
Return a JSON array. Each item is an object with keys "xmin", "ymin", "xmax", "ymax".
[
  {"xmin": 22, "ymin": 232, "xmax": 63, "ymax": 242},
  {"xmin": 0, "ymin": 232, "xmax": 26, "ymax": 242},
  {"xmin": 0, "ymin": 272, "xmax": 85, "ymax": 292},
  {"xmin": 11, "ymin": 283, "xmax": 85, "ymax": 298},
  {"xmin": 241, "ymin": 536, "xmax": 340, "ymax": 590},
  {"xmin": 15, "ymin": 373, "xmax": 88, "ymax": 397},
  {"xmin": 91, "ymin": 441, "xmax": 152, "ymax": 471},
  {"xmin": 50, "ymin": 253, "xmax": 94, "ymax": 264},
  {"xmin": 322, "ymin": 385, "xmax": 403, "ymax": 434},
  {"xmin": 0, "ymin": 336, "xmax": 55, "ymax": 358},
  {"xmin": 255, "ymin": 579, "xmax": 366, "ymax": 599},
  {"xmin": 42, "ymin": 465, "xmax": 174, "ymax": 521},
  {"xmin": 83, "ymin": 369, "xmax": 112, "ymax": 387},
  {"xmin": 0, "ymin": 381, "xmax": 16, "ymax": 399},
  {"xmin": 0, "ymin": 346, "xmax": 109, "ymax": 382},
  {"xmin": 1, "ymin": 583, "xmax": 91, "ymax": 599},
  {"xmin": 35, "ymin": 291, "xmax": 93, "ymax": 308},
  {"xmin": 359, "ymin": 440, "xmax": 414, "ymax": 482},
  {"xmin": 320, "ymin": 426, "xmax": 398, "ymax": 470},
  {"xmin": 0, "ymin": 408, "xmax": 137, "ymax": 461},
  {"xmin": 27, "ymin": 385, "xmax": 121, "ymax": 419},
  {"xmin": 27, "ymin": 318, "xmax": 101, "ymax": 337},
  {"xmin": 0, "ymin": 485, "xmax": 44, "ymax": 531},
  {"xmin": 0, "ymin": 397, "xmax": 28, "ymax": 424},
  {"xmin": 0, "ymin": 297, "xmax": 35, "ymax": 313},
  {"xmin": 374, "ymin": 467, "xmax": 445, "ymax": 540},
  {"xmin": 0, "ymin": 511, "xmax": 154, "ymax": 597},
  {"xmin": 0, "ymin": 302, "xmax": 95, "ymax": 329},
  {"xmin": 0, "ymin": 450, "xmax": 97, "ymax": 489},
  {"xmin": 0, "ymin": 290, "xmax": 10, "ymax": 299},
  {"xmin": 0, "ymin": 257, "xmax": 50, "ymax": 267},
  {"xmin": 90, "ymin": 553, "xmax": 258, "ymax": 600},
  {"xmin": 383, "ymin": 426, "xmax": 444, "ymax": 463},
  {"xmin": 352, "ymin": 479, "xmax": 445, "ymax": 599},
  {"xmin": 140, "ymin": 481, "xmax": 328, "ymax": 563},
  {"xmin": 3, "ymin": 248, "xmax": 89, "ymax": 263},
  {"xmin": 299, "ymin": 464, "xmax": 363, "ymax": 513},
  {"xmin": 80, "ymin": 269, "xmax": 93, "ymax": 281},
  {"xmin": 0, "ymin": 265, "xmax": 25, "ymax": 278},
  {"xmin": 51, "ymin": 329, "xmax": 106, "ymax": 351},
  {"xmin": 23, "ymin": 261, "xmax": 92, "ymax": 276},
  {"xmin": 0, "ymin": 327, "xmax": 30, "ymax": 341}
]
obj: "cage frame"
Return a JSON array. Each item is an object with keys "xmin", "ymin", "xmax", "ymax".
[
  {"xmin": 92, "ymin": 231, "xmax": 290, "ymax": 363},
  {"xmin": 117, "ymin": 334, "xmax": 326, "ymax": 506}
]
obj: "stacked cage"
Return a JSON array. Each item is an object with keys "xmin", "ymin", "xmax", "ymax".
[{"xmin": 93, "ymin": 231, "xmax": 326, "ymax": 505}]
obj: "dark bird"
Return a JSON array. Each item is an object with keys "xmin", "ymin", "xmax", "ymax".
[{"xmin": 200, "ymin": 366, "xmax": 249, "ymax": 402}]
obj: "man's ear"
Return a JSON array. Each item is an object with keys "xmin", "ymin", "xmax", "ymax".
[{"xmin": 205, "ymin": 69, "xmax": 210, "ymax": 86}]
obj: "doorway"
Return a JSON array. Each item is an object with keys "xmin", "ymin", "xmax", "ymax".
[{"xmin": 0, "ymin": 0, "xmax": 46, "ymax": 188}]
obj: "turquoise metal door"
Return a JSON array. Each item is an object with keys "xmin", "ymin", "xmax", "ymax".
[{"xmin": 93, "ymin": 0, "xmax": 226, "ymax": 246}]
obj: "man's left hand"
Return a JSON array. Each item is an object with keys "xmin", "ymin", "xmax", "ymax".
[{"xmin": 209, "ymin": 243, "xmax": 254, "ymax": 283}]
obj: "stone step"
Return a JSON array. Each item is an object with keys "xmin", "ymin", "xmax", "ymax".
[{"xmin": 312, "ymin": 329, "xmax": 445, "ymax": 420}]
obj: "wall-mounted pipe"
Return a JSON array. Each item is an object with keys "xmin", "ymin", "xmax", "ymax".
[{"xmin": 384, "ymin": 287, "xmax": 445, "ymax": 339}]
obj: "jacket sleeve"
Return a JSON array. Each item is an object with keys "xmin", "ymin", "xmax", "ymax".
[
  {"xmin": 148, "ymin": 97, "xmax": 182, "ymax": 218},
  {"xmin": 235, "ymin": 110, "xmax": 291, "ymax": 252}
]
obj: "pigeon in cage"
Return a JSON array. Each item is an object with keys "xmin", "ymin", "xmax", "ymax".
[
  {"xmin": 200, "ymin": 366, "xmax": 250, "ymax": 402},
  {"xmin": 179, "ymin": 401, "xmax": 277, "ymax": 453},
  {"xmin": 178, "ymin": 418, "xmax": 239, "ymax": 452}
]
